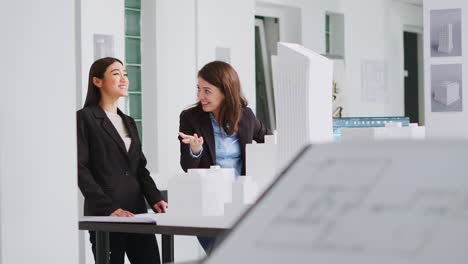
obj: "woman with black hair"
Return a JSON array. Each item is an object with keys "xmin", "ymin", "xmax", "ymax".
[{"xmin": 77, "ymin": 57, "xmax": 168, "ymax": 264}]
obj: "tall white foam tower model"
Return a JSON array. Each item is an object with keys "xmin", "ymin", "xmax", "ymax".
[{"xmin": 275, "ymin": 42, "xmax": 333, "ymax": 170}]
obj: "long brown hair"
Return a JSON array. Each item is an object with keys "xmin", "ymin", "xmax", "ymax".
[
  {"xmin": 83, "ymin": 57, "xmax": 123, "ymax": 107},
  {"xmin": 198, "ymin": 61, "xmax": 247, "ymax": 135}
]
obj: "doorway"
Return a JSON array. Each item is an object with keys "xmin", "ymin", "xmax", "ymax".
[
  {"xmin": 255, "ymin": 16, "xmax": 279, "ymax": 131},
  {"xmin": 403, "ymin": 31, "xmax": 424, "ymax": 124}
]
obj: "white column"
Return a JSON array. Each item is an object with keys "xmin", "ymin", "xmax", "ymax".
[
  {"xmin": 152, "ymin": 1, "xmax": 204, "ymax": 262},
  {"xmin": 0, "ymin": 1, "xmax": 79, "ymax": 263}
]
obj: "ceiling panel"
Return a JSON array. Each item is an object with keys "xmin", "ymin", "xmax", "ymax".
[{"xmin": 395, "ymin": 0, "xmax": 423, "ymax": 7}]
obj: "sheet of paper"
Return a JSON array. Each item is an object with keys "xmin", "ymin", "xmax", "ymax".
[{"xmin": 80, "ymin": 213, "xmax": 157, "ymax": 224}]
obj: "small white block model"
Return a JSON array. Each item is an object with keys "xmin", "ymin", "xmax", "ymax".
[
  {"xmin": 224, "ymin": 176, "xmax": 259, "ymax": 225},
  {"xmin": 407, "ymin": 123, "xmax": 426, "ymax": 139},
  {"xmin": 341, "ymin": 122, "xmax": 425, "ymax": 141},
  {"xmin": 384, "ymin": 121, "xmax": 402, "ymax": 128},
  {"xmin": 434, "ymin": 81, "xmax": 460, "ymax": 106},
  {"xmin": 246, "ymin": 133, "xmax": 278, "ymax": 194},
  {"xmin": 438, "ymin": 24, "xmax": 454, "ymax": 54},
  {"xmin": 168, "ymin": 166, "xmax": 235, "ymax": 217},
  {"xmin": 232, "ymin": 176, "xmax": 258, "ymax": 204}
]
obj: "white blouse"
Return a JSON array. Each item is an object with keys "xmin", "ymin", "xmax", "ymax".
[{"xmin": 105, "ymin": 111, "xmax": 132, "ymax": 152}]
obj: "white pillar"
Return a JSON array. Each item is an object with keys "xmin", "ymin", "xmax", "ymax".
[{"xmin": 0, "ymin": 1, "xmax": 79, "ymax": 263}]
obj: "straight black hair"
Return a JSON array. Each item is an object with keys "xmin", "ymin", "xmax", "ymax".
[{"xmin": 83, "ymin": 57, "xmax": 123, "ymax": 107}]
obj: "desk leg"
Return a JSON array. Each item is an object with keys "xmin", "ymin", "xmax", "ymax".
[
  {"xmin": 162, "ymin": 234, "xmax": 174, "ymax": 263},
  {"xmin": 96, "ymin": 231, "xmax": 110, "ymax": 264}
]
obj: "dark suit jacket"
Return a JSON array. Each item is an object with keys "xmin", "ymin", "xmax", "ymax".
[
  {"xmin": 179, "ymin": 105, "xmax": 272, "ymax": 175},
  {"xmin": 77, "ymin": 104, "xmax": 164, "ymax": 216}
]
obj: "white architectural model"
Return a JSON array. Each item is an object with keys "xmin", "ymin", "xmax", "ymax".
[
  {"xmin": 168, "ymin": 166, "xmax": 234, "ymax": 216},
  {"xmin": 158, "ymin": 166, "xmax": 260, "ymax": 227},
  {"xmin": 246, "ymin": 134, "xmax": 278, "ymax": 194},
  {"xmin": 340, "ymin": 122, "xmax": 425, "ymax": 141},
  {"xmin": 224, "ymin": 177, "xmax": 259, "ymax": 225},
  {"xmin": 275, "ymin": 42, "xmax": 333, "ymax": 171},
  {"xmin": 438, "ymin": 24, "xmax": 454, "ymax": 54},
  {"xmin": 434, "ymin": 81, "xmax": 460, "ymax": 106}
]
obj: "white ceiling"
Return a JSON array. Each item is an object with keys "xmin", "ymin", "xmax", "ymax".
[{"xmin": 394, "ymin": 0, "xmax": 423, "ymax": 7}]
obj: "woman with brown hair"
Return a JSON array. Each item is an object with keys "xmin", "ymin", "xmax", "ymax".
[
  {"xmin": 77, "ymin": 57, "xmax": 168, "ymax": 264},
  {"xmin": 178, "ymin": 60, "xmax": 271, "ymax": 252}
]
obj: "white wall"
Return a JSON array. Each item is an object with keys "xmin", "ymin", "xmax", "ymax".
[
  {"xmin": 256, "ymin": 0, "xmax": 422, "ymax": 118},
  {"xmin": 152, "ymin": 1, "xmax": 203, "ymax": 262},
  {"xmin": 424, "ymin": 0, "xmax": 468, "ymax": 138},
  {"xmin": 337, "ymin": 0, "xmax": 421, "ymax": 117},
  {"xmin": 79, "ymin": 0, "xmax": 125, "ymax": 105},
  {"xmin": 343, "ymin": 0, "xmax": 422, "ymax": 117},
  {"xmin": 256, "ymin": 0, "xmax": 340, "ymax": 55},
  {"xmin": 152, "ymin": 0, "xmax": 198, "ymax": 191},
  {"xmin": 340, "ymin": 0, "xmax": 387, "ymax": 116},
  {"xmin": 255, "ymin": 1, "xmax": 302, "ymax": 46},
  {"xmin": 197, "ymin": 0, "xmax": 256, "ymax": 111},
  {"xmin": 0, "ymin": 1, "xmax": 79, "ymax": 263}
]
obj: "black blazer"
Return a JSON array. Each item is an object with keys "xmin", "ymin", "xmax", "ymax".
[
  {"xmin": 77, "ymin": 104, "xmax": 164, "ymax": 216},
  {"xmin": 179, "ymin": 105, "xmax": 271, "ymax": 175}
]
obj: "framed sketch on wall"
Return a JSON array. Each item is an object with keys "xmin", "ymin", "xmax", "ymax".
[
  {"xmin": 431, "ymin": 64, "xmax": 463, "ymax": 112},
  {"xmin": 430, "ymin": 9, "xmax": 462, "ymax": 57},
  {"xmin": 93, "ymin": 34, "xmax": 115, "ymax": 60},
  {"xmin": 361, "ymin": 60, "xmax": 388, "ymax": 104}
]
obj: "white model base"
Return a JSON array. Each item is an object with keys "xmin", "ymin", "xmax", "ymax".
[{"xmin": 341, "ymin": 123, "xmax": 426, "ymax": 141}]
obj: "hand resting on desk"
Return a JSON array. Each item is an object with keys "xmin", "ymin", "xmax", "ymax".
[{"xmin": 110, "ymin": 208, "xmax": 135, "ymax": 217}]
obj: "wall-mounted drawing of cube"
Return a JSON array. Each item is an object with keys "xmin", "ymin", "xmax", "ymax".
[
  {"xmin": 438, "ymin": 24, "xmax": 453, "ymax": 54},
  {"xmin": 434, "ymin": 81, "xmax": 460, "ymax": 106}
]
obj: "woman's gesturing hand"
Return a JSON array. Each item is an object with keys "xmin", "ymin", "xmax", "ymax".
[{"xmin": 178, "ymin": 132, "xmax": 204, "ymax": 155}]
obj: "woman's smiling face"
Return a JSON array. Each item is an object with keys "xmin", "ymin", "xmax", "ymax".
[{"xmin": 197, "ymin": 77, "xmax": 225, "ymax": 115}]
